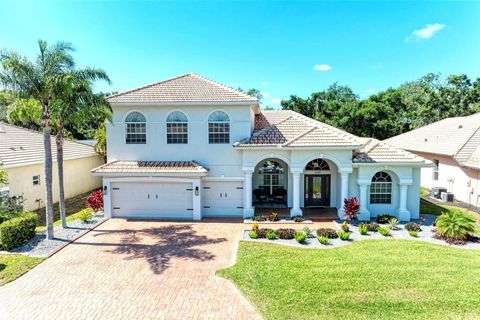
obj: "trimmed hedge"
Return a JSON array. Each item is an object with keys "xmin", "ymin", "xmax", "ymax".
[{"xmin": 0, "ymin": 212, "xmax": 38, "ymax": 250}]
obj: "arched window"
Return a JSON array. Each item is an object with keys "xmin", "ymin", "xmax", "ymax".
[
  {"xmin": 208, "ymin": 111, "xmax": 230, "ymax": 144},
  {"xmin": 258, "ymin": 160, "xmax": 285, "ymax": 196},
  {"xmin": 305, "ymin": 159, "xmax": 330, "ymax": 171},
  {"xmin": 125, "ymin": 111, "xmax": 146, "ymax": 144},
  {"xmin": 370, "ymin": 171, "xmax": 392, "ymax": 204},
  {"xmin": 166, "ymin": 111, "xmax": 188, "ymax": 144}
]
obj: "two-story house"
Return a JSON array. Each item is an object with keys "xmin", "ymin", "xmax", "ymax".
[{"xmin": 92, "ymin": 73, "xmax": 429, "ymax": 221}]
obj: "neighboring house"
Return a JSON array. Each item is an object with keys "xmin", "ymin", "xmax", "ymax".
[
  {"xmin": 386, "ymin": 113, "xmax": 480, "ymax": 208},
  {"xmin": 92, "ymin": 73, "xmax": 429, "ymax": 221},
  {"xmin": 0, "ymin": 122, "xmax": 104, "ymax": 212}
]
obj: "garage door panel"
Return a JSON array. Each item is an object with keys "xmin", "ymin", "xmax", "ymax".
[{"xmin": 202, "ymin": 181, "xmax": 243, "ymax": 217}]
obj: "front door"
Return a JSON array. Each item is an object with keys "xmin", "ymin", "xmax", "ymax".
[{"xmin": 304, "ymin": 175, "xmax": 330, "ymax": 207}]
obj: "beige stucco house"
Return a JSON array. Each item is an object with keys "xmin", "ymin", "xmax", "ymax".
[
  {"xmin": 0, "ymin": 122, "xmax": 104, "ymax": 212},
  {"xmin": 386, "ymin": 113, "xmax": 480, "ymax": 208}
]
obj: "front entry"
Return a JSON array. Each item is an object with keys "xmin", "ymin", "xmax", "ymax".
[{"xmin": 304, "ymin": 175, "xmax": 330, "ymax": 207}]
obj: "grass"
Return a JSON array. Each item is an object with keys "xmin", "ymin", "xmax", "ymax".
[
  {"xmin": 0, "ymin": 254, "xmax": 43, "ymax": 286},
  {"xmin": 218, "ymin": 240, "xmax": 480, "ymax": 320},
  {"xmin": 420, "ymin": 186, "xmax": 430, "ymax": 197},
  {"xmin": 420, "ymin": 198, "xmax": 477, "ymax": 216}
]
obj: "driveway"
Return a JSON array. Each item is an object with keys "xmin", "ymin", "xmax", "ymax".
[{"xmin": 0, "ymin": 218, "xmax": 262, "ymax": 320}]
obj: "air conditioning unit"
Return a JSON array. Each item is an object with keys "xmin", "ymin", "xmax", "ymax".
[
  {"xmin": 441, "ymin": 192, "xmax": 454, "ymax": 202},
  {"xmin": 431, "ymin": 187, "xmax": 447, "ymax": 199}
]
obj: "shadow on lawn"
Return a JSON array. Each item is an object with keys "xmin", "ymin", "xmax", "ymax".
[
  {"xmin": 0, "ymin": 263, "xmax": 5, "ymax": 272},
  {"xmin": 84, "ymin": 224, "xmax": 227, "ymax": 274}
]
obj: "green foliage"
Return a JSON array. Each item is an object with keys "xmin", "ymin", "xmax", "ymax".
[
  {"xmin": 248, "ymin": 231, "xmax": 258, "ymax": 239},
  {"xmin": 420, "ymin": 186, "xmax": 429, "ymax": 197},
  {"xmin": 276, "ymin": 228, "xmax": 295, "ymax": 240},
  {"xmin": 252, "ymin": 215, "xmax": 267, "ymax": 222},
  {"xmin": 376, "ymin": 214, "xmax": 396, "ymax": 224},
  {"xmin": 0, "ymin": 254, "xmax": 44, "ymax": 286},
  {"xmin": 256, "ymin": 228, "xmax": 273, "ymax": 238},
  {"xmin": 317, "ymin": 235, "xmax": 330, "ymax": 245},
  {"xmin": 378, "ymin": 226, "xmax": 391, "ymax": 237},
  {"xmin": 76, "ymin": 208, "xmax": 94, "ymax": 222},
  {"xmin": 268, "ymin": 212, "xmax": 279, "ymax": 221},
  {"xmin": 359, "ymin": 223, "xmax": 369, "ymax": 235},
  {"xmin": 405, "ymin": 222, "xmax": 422, "ymax": 232},
  {"xmin": 366, "ymin": 222, "xmax": 380, "ymax": 232},
  {"xmin": 294, "ymin": 231, "xmax": 307, "ymax": 243},
  {"xmin": 409, "ymin": 230, "xmax": 419, "ymax": 237},
  {"xmin": 292, "ymin": 215, "xmax": 305, "ymax": 222},
  {"xmin": 341, "ymin": 221, "xmax": 350, "ymax": 232},
  {"xmin": 435, "ymin": 209, "xmax": 477, "ymax": 240},
  {"xmin": 337, "ymin": 230, "xmax": 351, "ymax": 241},
  {"xmin": 7, "ymin": 98, "xmax": 42, "ymax": 130},
  {"xmin": 266, "ymin": 231, "xmax": 277, "ymax": 240},
  {"xmin": 316, "ymin": 228, "xmax": 338, "ymax": 239},
  {"xmin": 389, "ymin": 218, "xmax": 399, "ymax": 230},
  {"xmin": 0, "ymin": 212, "xmax": 37, "ymax": 250},
  {"xmin": 302, "ymin": 226, "xmax": 312, "ymax": 237},
  {"xmin": 94, "ymin": 122, "xmax": 107, "ymax": 156},
  {"xmin": 0, "ymin": 170, "xmax": 7, "ymax": 186}
]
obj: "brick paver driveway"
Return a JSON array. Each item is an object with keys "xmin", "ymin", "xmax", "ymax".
[{"xmin": 0, "ymin": 219, "xmax": 262, "ymax": 320}]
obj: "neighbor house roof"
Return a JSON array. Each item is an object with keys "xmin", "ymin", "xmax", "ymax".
[
  {"xmin": 107, "ymin": 73, "xmax": 259, "ymax": 104},
  {"xmin": 353, "ymin": 138, "xmax": 427, "ymax": 163},
  {"xmin": 0, "ymin": 122, "xmax": 99, "ymax": 168},
  {"xmin": 91, "ymin": 160, "xmax": 209, "ymax": 175},
  {"xmin": 385, "ymin": 113, "xmax": 480, "ymax": 169}
]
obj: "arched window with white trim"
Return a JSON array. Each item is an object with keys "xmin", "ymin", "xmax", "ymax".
[
  {"xmin": 370, "ymin": 171, "xmax": 392, "ymax": 204},
  {"xmin": 125, "ymin": 111, "xmax": 146, "ymax": 144},
  {"xmin": 208, "ymin": 111, "xmax": 230, "ymax": 144},
  {"xmin": 166, "ymin": 111, "xmax": 188, "ymax": 144}
]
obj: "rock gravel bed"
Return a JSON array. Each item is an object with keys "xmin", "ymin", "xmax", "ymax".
[
  {"xmin": 2, "ymin": 212, "xmax": 106, "ymax": 258},
  {"xmin": 242, "ymin": 215, "xmax": 480, "ymax": 250}
]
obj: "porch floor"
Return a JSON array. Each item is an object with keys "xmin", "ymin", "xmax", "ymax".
[{"xmin": 254, "ymin": 207, "xmax": 338, "ymax": 222}]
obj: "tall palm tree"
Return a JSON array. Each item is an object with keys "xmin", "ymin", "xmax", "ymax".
[
  {"xmin": 53, "ymin": 70, "xmax": 110, "ymax": 228},
  {"xmin": 0, "ymin": 40, "xmax": 74, "ymax": 239}
]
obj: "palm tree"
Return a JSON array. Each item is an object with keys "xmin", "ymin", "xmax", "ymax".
[
  {"xmin": 53, "ymin": 70, "xmax": 110, "ymax": 228},
  {"xmin": 0, "ymin": 40, "xmax": 74, "ymax": 239}
]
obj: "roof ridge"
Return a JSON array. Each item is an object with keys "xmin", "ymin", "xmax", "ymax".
[
  {"xmin": 453, "ymin": 125, "xmax": 480, "ymax": 158},
  {"xmin": 189, "ymin": 73, "xmax": 258, "ymax": 101},
  {"xmin": 282, "ymin": 126, "xmax": 317, "ymax": 146}
]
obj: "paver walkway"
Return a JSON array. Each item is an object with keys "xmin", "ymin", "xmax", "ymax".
[{"xmin": 0, "ymin": 218, "xmax": 263, "ymax": 320}]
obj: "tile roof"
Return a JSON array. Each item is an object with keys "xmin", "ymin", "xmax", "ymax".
[
  {"xmin": 235, "ymin": 110, "xmax": 364, "ymax": 148},
  {"xmin": 385, "ymin": 113, "xmax": 480, "ymax": 169},
  {"xmin": 107, "ymin": 73, "xmax": 259, "ymax": 104},
  {"xmin": 91, "ymin": 160, "xmax": 209, "ymax": 175},
  {"xmin": 353, "ymin": 138, "xmax": 427, "ymax": 163},
  {"xmin": 0, "ymin": 122, "xmax": 99, "ymax": 168}
]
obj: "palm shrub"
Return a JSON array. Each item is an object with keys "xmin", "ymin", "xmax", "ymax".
[
  {"xmin": 317, "ymin": 235, "xmax": 330, "ymax": 245},
  {"xmin": 266, "ymin": 231, "xmax": 277, "ymax": 240},
  {"xmin": 378, "ymin": 226, "xmax": 391, "ymax": 236},
  {"xmin": 294, "ymin": 231, "xmax": 307, "ymax": 243},
  {"xmin": 341, "ymin": 221, "xmax": 350, "ymax": 232},
  {"xmin": 409, "ymin": 230, "xmax": 418, "ymax": 237},
  {"xmin": 77, "ymin": 208, "xmax": 94, "ymax": 222},
  {"xmin": 435, "ymin": 210, "xmax": 477, "ymax": 241},
  {"xmin": 389, "ymin": 218, "xmax": 399, "ymax": 230},
  {"xmin": 359, "ymin": 223, "xmax": 368, "ymax": 235},
  {"xmin": 337, "ymin": 230, "xmax": 351, "ymax": 241},
  {"xmin": 248, "ymin": 231, "xmax": 258, "ymax": 239}
]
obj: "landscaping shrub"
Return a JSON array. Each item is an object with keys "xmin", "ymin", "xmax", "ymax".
[
  {"xmin": 252, "ymin": 215, "xmax": 267, "ymax": 222},
  {"xmin": 376, "ymin": 214, "xmax": 396, "ymax": 224},
  {"xmin": 87, "ymin": 190, "xmax": 103, "ymax": 211},
  {"xmin": 389, "ymin": 218, "xmax": 399, "ymax": 230},
  {"xmin": 77, "ymin": 208, "xmax": 94, "ymax": 222},
  {"xmin": 252, "ymin": 223, "xmax": 259, "ymax": 232},
  {"xmin": 337, "ymin": 230, "xmax": 351, "ymax": 241},
  {"xmin": 435, "ymin": 210, "xmax": 476, "ymax": 241},
  {"xmin": 366, "ymin": 222, "xmax": 379, "ymax": 232},
  {"xmin": 0, "ymin": 212, "xmax": 37, "ymax": 250},
  {"xmin": 266, "ymin": 231, "xmax": 277, "ymax": 240},
  {"xmin": 257, "ymin": 228, "xmax": 274, "ymax": 238},
  {"xmin": 341, "ymin": 221, "xmax": 350, "ymax": 232},
  {"xmin": 343, "ymin": 197, "xmax": 360, "ymax": 220},
  {"xmin": 316, "ymin": 228, "xmax": 338, "ymax": 239},
  {"xmin": 409, "ymin": 230, "xmax": 418, "ymax": 237},
  {"xmin": 359, "ymin": 223, "xmax": 368, "ymax": 235},
  {"xmin": 405, "ymin": 222, "xmax": 422, "ymax": 232},
  {"xmin": 292, "ymin": 216, "xmax": 304, "ymax": 222},
  {"xmin": 294, "ymin": 231, "xmax": 307, "ymax": 243},
  {"xmin": 249, "ymin": 231, "xmax": 258, "ymax": 239},
  {"xmin": 432, "ymin": 228, "xmax": 466, "ymax": 245},
  {"xmin": 378, "ymin": 226, "xmax": 391, "ymax": 236},
  {"xmin": 317, "ymin": 235, "xmax": 330, "ymax": 245},
  {"xmin": 268, "ymin": 212, "xmax": 279, "ymax": 222},
  {"xmin": 276, "ymin": 228, "xmax": 295, "ymax": 239},
  {"xmin": 303, "ymin": 226, "xmax": 313, "ymax": 238}
]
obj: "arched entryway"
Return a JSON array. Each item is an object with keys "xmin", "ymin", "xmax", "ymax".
[
  {"xmin": 253, "ymin": 159, "xmax": 288, "ymax": 208},
  {"xmin": 303, "ymin": 159, "xmax": 333, "ymax": 207}
]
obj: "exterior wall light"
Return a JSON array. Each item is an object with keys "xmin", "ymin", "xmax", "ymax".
[
  {"xmin": 195, "ymin": 186, "xmax": 199, "ymax": 196},
  {"xmin": 103, "ymin": 185, "xmax": 108, "ymax": 195}
]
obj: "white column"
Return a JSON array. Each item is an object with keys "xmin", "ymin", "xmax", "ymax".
[
  {"xmin": 397, "ymin": 184, "xmax": 411, "ymax": 221},
  {"xmin": 243, "ymin": 170, "xmax": 254, "ymax": 218},
  {"xmin": 192, "ymin": 179, "xmax": 202, "ymax": 221},
  {"xmin": 103, "ymin": 179, "xmax": 112, "ymax": 218},
  {"xmin": 290, "ymin": 172, "xmax": 302, "ymax": 217},
  {"xmin": 358, "ymin": 183, "xmax": 370, "ymax": 221},
  {"xmin": 338, "ymin": 171, "xmax": 350, "ymax": 219}
]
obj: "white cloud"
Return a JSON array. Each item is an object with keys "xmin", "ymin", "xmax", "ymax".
[
  {"xmin": 261, "ymin": 92, "xmax": 269, "ymax": 98},
  {"xmin": 405, "ymin": 23, "xmax": 445, "ymax": 42},
  {"xmin": 261, "ymin": 81, "xmax": 271, "ymax": 86},
  {"xmin": 313, "ymin": 64, "xmax": 332, "ymax": 71},
  {"xmin": 369, "ymin": 64, "xmax": 383, "ymax": 70},
  {"xmin": 365, "ymin": 88, "xmax": 376, "ymax": 94},
  {"xmin": 271, "ymin": 98, "xmax": 281, "ymax": 104}
]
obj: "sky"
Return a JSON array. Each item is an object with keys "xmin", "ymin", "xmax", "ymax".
[{"xmin": 1, "ymin": 0, "xmax": 479, "ymax": 107}]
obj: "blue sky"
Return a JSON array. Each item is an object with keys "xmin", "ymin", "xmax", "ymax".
[{"xmin": 1, "ymin": 1, "xmax": 479, "ymax": 107}]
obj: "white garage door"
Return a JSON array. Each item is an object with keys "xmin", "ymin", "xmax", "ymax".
[
  {"xmin": 202, "ymin": 181, "xmax": 243, "ymax": 217},
  {"xmin": 111, "ymin": 182, "xmax": 193, "ymax": 219}
]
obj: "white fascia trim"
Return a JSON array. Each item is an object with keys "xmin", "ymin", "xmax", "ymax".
[
  {"xmin": 110, "ymin": 101, "xmax": 259, "ymax": 107},
  {"xmin": 233, "ymin": 145, "xmax": 362, "ymax": 150},
  {"xmin": 353, "ymin": 162, "xmax": 432, "ymax": 168},
  {"xmin": 201, "ymin": 176, "xmax": 245, "ymax": 181},
  {"xmin": 107, "ymin": 177, "xmax": 200, "ymax": 183},
  {"xmin": 2, "ymin": 154, "xmax": 100, "ymax": 169},
  {"xmin": 92, "ymin": 172, "xmax": 207, "ymax": 178}
]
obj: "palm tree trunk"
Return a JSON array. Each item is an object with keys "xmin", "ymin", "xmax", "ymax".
[
  {"xmin": 42, "ymin": 101, "xmax": 54, "ymax": 239},
  {"xmin": 56, "ymin": 120, "xmax": 67, "ymax": 228}
]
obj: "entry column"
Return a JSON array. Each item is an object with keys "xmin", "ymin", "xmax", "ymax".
[
  {"xmin": 290, "ymin": 169, "xmax": 303, "ymax": 217},
  {"xmin": 397, "ymin": 182, "xmax": 411, "ymax": 221},
  {"xmin": 357, "ymin": 179, "xmax": 371, "ymax": 221},
  {"xmin": 243, "ymin": 169, "xmax": 254, "ymax": 218},
  {"xmin": 338, "ymin": 169, "xmax": 351, "ymax": 219}
]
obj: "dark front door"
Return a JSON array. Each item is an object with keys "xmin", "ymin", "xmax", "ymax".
[{"xmin": 304, "ymin": 175, "xmax": 330, "ymax": 207}]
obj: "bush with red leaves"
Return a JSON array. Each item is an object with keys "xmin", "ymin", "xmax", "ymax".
[
  {"xmin": 87, "ymin": 190, "xmax": 104, "ymax": 211},
  {"xmin": 343, "ymin": 197, "xmax": 360, "ymax": 220}
]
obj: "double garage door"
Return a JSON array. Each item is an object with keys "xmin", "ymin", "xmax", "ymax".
[{"xmin": 110, "ymin": 180, "xmax": 244, "ymax": 219}]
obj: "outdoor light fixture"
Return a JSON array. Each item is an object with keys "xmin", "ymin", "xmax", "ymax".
[
  {"xmin": 195, "ymin": 186, "xmax": 199, "ymax": 196},
  {"xmin": 103, "ymin": 185, "xmax": 108, "ymax": 195}
]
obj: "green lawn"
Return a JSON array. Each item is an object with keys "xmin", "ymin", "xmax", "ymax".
[
  {"xmin": 218, "ymin": 240, "xmax": 480, "ymax": 320},
  {"xmin": 0, "ymin": 254, "xmax": 43, "ymax": 286}
]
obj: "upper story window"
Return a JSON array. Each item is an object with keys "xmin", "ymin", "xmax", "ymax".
[
  {"xmin": 305, "ymin": 159, "xmax": 330, "ymax": 171},
  {"xmin": 32, "ymin": 175, "xmax": 40, "ymax": 186},
  {"xmin": 125, "ymin": 111, "xmax": 146, "ymax": 144},
  {"xmin": 208, "ymin": 111, "xmax": 230, "ymax": 144},
  {"xmin": 370, "ymin": 171, "xmax": 392, "ymax": 204},
  {"xmin": 166, "ymin": 111, "xmax": 188, "ymax": 144},
  {"xmin": 433, "ymin": 159, "xmax": 439, "ymax": 181}
]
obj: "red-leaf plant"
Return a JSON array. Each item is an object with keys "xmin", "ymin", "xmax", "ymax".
[
  {"xmin": 343, "ymin": 197, "xmax": 360, "ymax": 220},
  {"xmin": 87, "ymin": 190, "xmax": 104, "ymax": 211}
]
